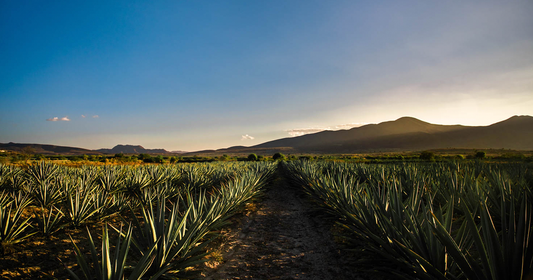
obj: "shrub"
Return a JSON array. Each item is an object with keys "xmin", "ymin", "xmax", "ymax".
[
  {"xmin": 475, "ymin": 151, "xmax": 486, "ymax": 159},
  {"xmin": 273, "ymin": 153, "xmax": 286, "ymax": 161},
  {"xmin": 247, "ymin": 154, "xmax": 258, "ymax": 161},
  {"xmin": 419, "ymin": 151, "xmax": 435, "ymax": 161}
]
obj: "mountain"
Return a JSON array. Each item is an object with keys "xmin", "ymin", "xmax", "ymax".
[
  {"xmin": 0, "ymin": 143, "xmax": 181, "ymax": 156},
  {"xmin": 2, "ymin": 116, "xmax": 531, "ymax": 156},
  {"xmin": 96, "ymin": 145, "xmax": 170, "ymax": 154},
  {"xmin": 0, "ymin": 142, "xmax": 100, "ymax": 155},
  {"xmin": 224, "ymin": 115, "xmax": 533, "ymax": 154}
]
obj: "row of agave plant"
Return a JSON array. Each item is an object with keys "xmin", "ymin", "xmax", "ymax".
[
  {"xmin": 283, "ymin": 161, "xmax": 533, "ymax": 280},
  {"xmin": 0, "ymin": 161, "xmax": 275, "ymax": 279}
]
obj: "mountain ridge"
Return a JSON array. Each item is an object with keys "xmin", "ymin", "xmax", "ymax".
[
  {"xmin": 244, "ymin": 115, "xmax": 533, "ymax": 153},
  {"xmin": 1, "ymin": 115, "xmax": 532, "ymax": 155},
  {"xmin": 96, "ymin": 144, "xmax": 171, "ymax": 154}
]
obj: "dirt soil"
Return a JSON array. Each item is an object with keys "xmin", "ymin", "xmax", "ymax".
[{"xmin": 201, "ymin": 177, "xmax": 364, "ymax": 280}]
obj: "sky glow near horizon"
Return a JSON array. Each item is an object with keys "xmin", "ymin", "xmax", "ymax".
[{"xmin": 1, "ymin": 1, "xmax": 532, "ymax": 152}]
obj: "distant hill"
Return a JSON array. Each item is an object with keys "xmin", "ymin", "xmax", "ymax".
[
  {"xmin": 221, "ymin": 115, "xmax": 533, "ymax": 154},
  {"xmin": 0, "ymin": 142, "xmax": 100, "ymax": 155},
  {"xmin": 0, "ymin": 143, "xmax": 181, "ymax": 155},
  {"xmin": 96, "ymin": 145, "xmax": 171, "ymax": 154},
  {"xmin": 3, "ymin": 116, "xmax": 532, "ymax": 156}
]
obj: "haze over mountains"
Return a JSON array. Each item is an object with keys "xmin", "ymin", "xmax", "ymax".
[{"xmin": 1, "ymin": 116, "xmax": 532, "ymax": 155}]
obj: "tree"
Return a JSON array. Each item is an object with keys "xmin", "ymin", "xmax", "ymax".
[
  {"xmin": 21, "ymin": 146, "xmax": 35, "ymax": 160},
  {"xmin": 419, "ymin": 151, "xmax": 435, "ymax": 161},
  {"xmin": 139, "ymin": 154, "xmax": 153, "ymax": 163},
  {"xmin": 220, "ymin": 154, "xmax": 230, "ymax": 161},
  {"xmin": 475, "ymin": 151, "xmax": 486, "ymax": 159},
  {"xmin": 35, "ymin": 154, "xmax": 46, "ymax": 160},
  {"xmin": 273, "ymin": 152, "xmax": 286, "ymax": 161},
  {"xmin": 139, "ymin": 154, "xmax": 151, "ymax": 161},
  {"xmin": 247, "ymin": 154, "xmax": 258, "ymax": 161},
  {"xmin": 153, "ymin": 155, "xmax": 164, "ymax": 163}
]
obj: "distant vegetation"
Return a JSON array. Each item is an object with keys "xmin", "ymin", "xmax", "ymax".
[{"xmin": 1, "ymin": 149, "xmax": 532, "ymax": 166}]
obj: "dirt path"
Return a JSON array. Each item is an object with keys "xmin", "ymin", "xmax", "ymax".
[{"xmin": 202, "ymin": 176, "xmax": 364, "ymax": 280}]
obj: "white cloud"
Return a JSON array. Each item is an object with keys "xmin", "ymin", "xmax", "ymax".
[
  {"xmin": 241, "ymin": 134, "xmax": 255, "ymax": 140},
  {"xmin": 92, "ymin": 115, "xmax": 99, "ymax": 118},
  {"xmin": 81, "ymin": 115, "xmax": 86, "ymax": 118},
  {"xmin": 287, "ymin": 123, "xmax": 364, "ymax": 137},
  {"xmin": 332, "ymin": 123, "xmax": 364, "ymax": 130},
  {"xmin": 287, "ymin": 128, "xmax": 325, "ymax": 137},
  {"xmin": 46, "ymin": 116, "xmax": 71, "ymax": 121}
]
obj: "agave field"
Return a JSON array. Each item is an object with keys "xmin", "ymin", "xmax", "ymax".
[
  {"xmin": 0, "ymin": 161, "xmax": 275, "ymax": 279},
  {"xmin": 1, "ymin": 160, "xmax": 532, "ymax": 279},
  {"xmin": 283, "ymin": 161, "xmax": 533, "ymax": 280}
]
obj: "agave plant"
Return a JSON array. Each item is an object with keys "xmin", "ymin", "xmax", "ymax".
[
  {"xmin": 34, "ymin": 206, "xmax": 64, "ymax": 236},
  {"xmin": 284, "ymin": 161, "xmax": 533, "ymax": 280},
  {"xmin": 432, "ymin": 172, "xmax": 533, "ymax": 280},
  {"xmin": 98, "ymin": 165, "xmax": 126, "ymax": 193},
  {"xmin": 0, "ymin": 198, "xmax": 35, "ymax": 254},
  {"xmin": 92, "ymin": 190, "xmax": 118, "ymax": 220},
  {"xmin": 67, "ymin": 224, "xmax": 156, "ymax": 280},
  {"xmin": 31, "ymin": 180, "xmax": 63, "ymax": 208},
  {"xmin": 0, "ymin": 191, "xmax": 10, "ymax": 208},
  {"xmin": 25, "ymin": 161, "xmax": 59, "ymax": 186},
  {"xmin": 65, "ymin": 187, "xmax": 101, "ymax": 227},
  {"xmin": 126, "ymin": 197, "xmax": 212, "ymax": 279},
  {"xmin": 121, "ymin": 168, "xmax": 151, "ymax": 205},
  {"xmin": 111, "ymin": 192, "xmax": 131, "ymax": 214},
  {"xmin": 0, "ymin": 164, "xmax": 24, "ymax": 191}
]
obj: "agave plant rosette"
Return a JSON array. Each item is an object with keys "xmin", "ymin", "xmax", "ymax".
[{"xmin": 67, "ymin": 224, "xmax": 156, "ymax": 280}]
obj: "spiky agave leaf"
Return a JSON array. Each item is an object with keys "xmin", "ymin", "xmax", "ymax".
[
  {"xmin": 65, "ymin": 186, "xmax": 101, "ymax": 227},
  {"xmin": 0, "ymin": 198, "xmax": 36, "ymax": 253},
  {"xmin": 66, "ymin": 224, "xmax": 156, "ymax": 280},
  {"xmin": 34, "ymin": 205, "xmax": 64, "ymax": 236}
]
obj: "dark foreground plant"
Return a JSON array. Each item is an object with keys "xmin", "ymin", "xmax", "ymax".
[{"xmin": 66, "ymin": 224, "xmax": 156, "ymax": 280}]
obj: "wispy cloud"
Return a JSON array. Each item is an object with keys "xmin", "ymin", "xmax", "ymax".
[
  {"xmin": 92, "ymin": 115, "xmax": 99, "ymax": 118},
  {"xmin": 287, "ymin": 123, "xmax": 364, "ymax": 137},
  {"xmin": 332, "ymin": 123, "xmax": 364, "ymax": 130},
  {"xmin": 287, "ymin": 128, "xmax": 324, "ymax": 137},
  {"xmin": 241, "ymin": 134, "xmax": 255, "ymax": 140},
  {"xmin": 81, "ymin": 115, "xmax": 86, "ymax": 118},
  {"xmin": 46, "ymin": 116, "xmax": 70, "ymax": 122}
]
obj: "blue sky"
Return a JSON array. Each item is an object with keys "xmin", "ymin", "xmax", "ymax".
[{"xmin": 1, "ymin": 1, "xmax": 532, "ymax": 151}]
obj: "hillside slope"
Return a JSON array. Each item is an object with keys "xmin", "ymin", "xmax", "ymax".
[
  {"xmin": 248, "ymin": 115, "xmax": 533, "ymax": 153},
  {"xmin": 0, "ymin": 143, "xmax": 100, "ymax": 155}
]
